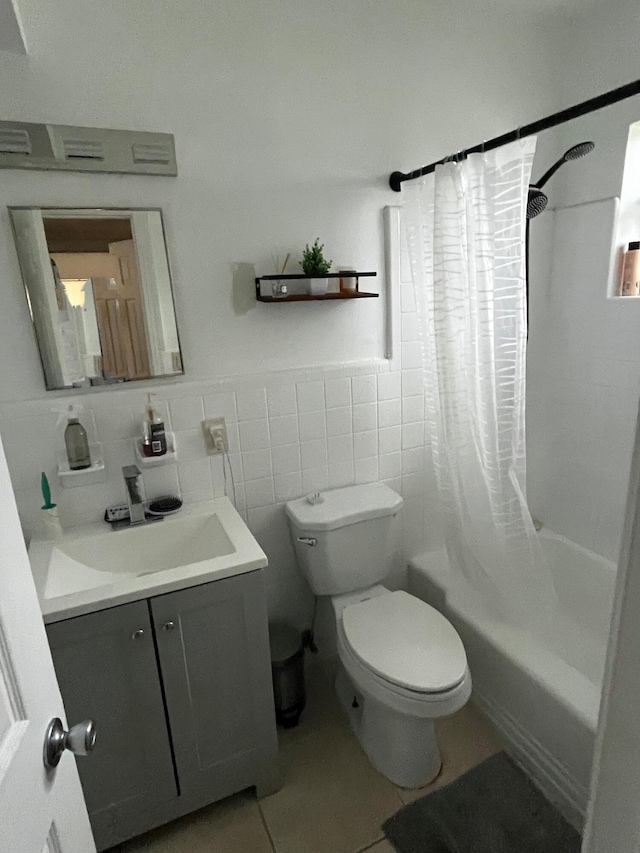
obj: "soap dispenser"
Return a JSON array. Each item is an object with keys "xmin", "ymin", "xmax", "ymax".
[
  {"xmin": 142, "ymin": 393, "xmax": 167, "ymax": 457},
  {"xmin": 64, "ymin": 405, "xmax": 91, "ymax": 470}
]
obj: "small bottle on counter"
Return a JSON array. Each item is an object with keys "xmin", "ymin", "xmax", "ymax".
[{"xmin": 620, "ymin": 241, "xmax": 640, "ymax": 296}]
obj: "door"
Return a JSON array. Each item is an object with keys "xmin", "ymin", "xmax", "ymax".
[
  {"xmin": 52, "ymin": 250, "xmax": 151, "ymax": 381},
  {"xmin": 108, "ymin": 240, "xmax": 151, "ymax": 380},
  {"xmin": 582, "ymin": 402, "xmax": 640, "ymax": 853},
  {"xmin": 151, "ymin": 571, "xmax": 278, "ymax": 807},
  {"xmin": 47, "ymin": 601, "xmax": 178, "ymax": 851},
  {"xmin": 0, "ymin": 431, "xmax": 95, "ymax": 853}
]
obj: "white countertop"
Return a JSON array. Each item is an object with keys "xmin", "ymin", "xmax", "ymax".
[{"xmin": 29, "ymin": 498, "xmax": 268, "ymax": 623}]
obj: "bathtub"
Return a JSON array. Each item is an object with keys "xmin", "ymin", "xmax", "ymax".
[{"xmin": 409, "ymin": 528, "xmax": 616, "ymax": 826}]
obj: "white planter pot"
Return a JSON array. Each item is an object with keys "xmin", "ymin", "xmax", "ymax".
[{"xmin": 308, "ymin": 277, "xmax": 328, "ymax": 296}]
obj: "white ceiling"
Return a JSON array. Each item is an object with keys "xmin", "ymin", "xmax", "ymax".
[{"xmin": 0, "ymin": 0, "xmax": 25, "ymax": 54}]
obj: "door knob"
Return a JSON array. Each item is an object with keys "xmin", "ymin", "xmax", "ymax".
[
  {"xmin": 162, "ymin": 621, "xmax": 175, "ymax": 632},
  {"xmin": 132, "ymin": 629, "xmax": 145, "ymax": 640},
  {"xmin": 44, "ymin": 717, "xmax": 97, "ymax": 770}
]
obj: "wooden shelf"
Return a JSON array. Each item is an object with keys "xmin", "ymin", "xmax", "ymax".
[{"xmin": 255, "ymin": 271, "xmax": 377, "ymax": 302}]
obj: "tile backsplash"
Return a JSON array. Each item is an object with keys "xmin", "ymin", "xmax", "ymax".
[{"xmin": 0, "ymin": 363, "xmax": 439, "ymax": 628}]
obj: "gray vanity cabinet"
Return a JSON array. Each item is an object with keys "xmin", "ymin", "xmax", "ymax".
[
  {"xmin": 150, "ymin": 569, "xmax": 278, "ymax": 806},
  {"xmin": 46, "ymin": 569, "xmax": 278, "ymax": 851},
  {"xmin": 46, "ymin": 600, "xmax": 178, "ymax": 845}
]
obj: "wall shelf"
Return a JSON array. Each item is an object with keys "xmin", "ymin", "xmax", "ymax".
[
  {"xmin": 134, "ymin": 432, "xmax": 178, "ymax": 467},
  {"xmin": 57, "ymin": 443, "xmax": 106, "ymax": 488},
  {"xmin": 255, "ymin": 271, "xmax": 377, "ymax": 303}
]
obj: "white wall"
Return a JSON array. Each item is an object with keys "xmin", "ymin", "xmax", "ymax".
[
  {"xmin": 526, "ymin": 0, "xmax": 640, "ymax": 561},
  {"xmin": 0, "ymin": 0, "xmax": 559, "ymax": 401},
  {"xmin": 0, "ymin": 0, "xmax": 562, "ymax": 626}
]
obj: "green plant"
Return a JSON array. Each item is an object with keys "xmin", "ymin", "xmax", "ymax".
[{"xmin": 300, "ymin": 238, "xmax": 332, "ymax": 276}]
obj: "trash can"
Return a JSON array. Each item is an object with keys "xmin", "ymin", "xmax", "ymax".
[{"xmin": 269, "ymin": 621, "xmax": 306, "ymax": 729}]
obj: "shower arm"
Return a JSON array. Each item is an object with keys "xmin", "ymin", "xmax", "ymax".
[{"xmin": 534, "ymin": 159, "xmax": 565, "ymax": 190}]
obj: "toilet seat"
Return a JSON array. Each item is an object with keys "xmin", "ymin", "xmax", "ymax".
[{"xmin": 341, "ymin": 590, "xmax": 467, "ymax": 694}]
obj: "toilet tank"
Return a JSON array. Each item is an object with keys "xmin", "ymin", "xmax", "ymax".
[{"xmin": 285, "ymin": 484, "xmax": 404, "ymax": 596}]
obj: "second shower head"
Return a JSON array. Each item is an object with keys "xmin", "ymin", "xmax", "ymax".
[{"xmin": 527, "ymin": 140, "xmax": 595, "ymax": 219}]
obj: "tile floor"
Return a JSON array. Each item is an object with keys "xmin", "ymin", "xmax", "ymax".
[{"xmin": 110, "ymin": 660, "xmax": 504, "ymax": 853}]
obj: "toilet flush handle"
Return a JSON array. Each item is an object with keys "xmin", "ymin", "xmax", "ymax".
[{"xmin": 297, "ymin": 537, "xmax": 317, "ymax": 546}]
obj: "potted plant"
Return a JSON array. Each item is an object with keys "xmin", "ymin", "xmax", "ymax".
[{"xmin": 301, "ymin": 238, "xmax": 332, "ymax": 295}]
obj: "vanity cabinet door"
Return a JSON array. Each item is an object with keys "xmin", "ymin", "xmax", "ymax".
[
  {"xmin": 46, "ymin": 601, "xmax": 178, "ymax": 850},
  {"xmin": 151, "ymin": 569, "xmax": 277, "ymax": 806}
]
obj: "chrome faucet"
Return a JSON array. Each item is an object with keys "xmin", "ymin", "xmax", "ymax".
[{"xmin": 122, "ymin": 465, "xmax": 146, "ymax": 525}]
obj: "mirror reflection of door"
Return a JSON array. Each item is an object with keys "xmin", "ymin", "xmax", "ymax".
[
  {"xmin": 47, "ymin": 219, "xmax": 151, "ymax": 382},
  {"xmin": 10, "ymin": 208, "xmax": 183, "ymax": 390}
]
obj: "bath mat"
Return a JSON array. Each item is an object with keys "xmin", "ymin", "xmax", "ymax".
[{"xmin": 383, "ymin": 751, "xmax": 581, "ymax": 853}]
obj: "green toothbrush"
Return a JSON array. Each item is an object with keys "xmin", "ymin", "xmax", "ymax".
[{"xmin": 41, "ymin": 472, "xmax": 56, "ymax": 510}]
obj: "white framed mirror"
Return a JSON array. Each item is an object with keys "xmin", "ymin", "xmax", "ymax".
[{"xmin": 9, "ymin": 207, "xmax": 183, "ymax": 391}]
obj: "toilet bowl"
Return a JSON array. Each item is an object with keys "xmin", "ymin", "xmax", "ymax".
[
  {"xmin": 333, "ymin": 586, "xmax": 471, "ymax": 787},
  {"xmin": 285, "ymin": 483, "xmax": 471, "ymax": 788}
]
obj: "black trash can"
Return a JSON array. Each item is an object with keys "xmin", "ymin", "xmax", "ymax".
[{"xmin": 269, "ymin": 621, "xmax": 306, "ymax": 729}]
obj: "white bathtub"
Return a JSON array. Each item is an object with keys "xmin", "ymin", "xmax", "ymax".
[{"xmin": 409, "ymin": 529, "xmax": 616, "ymax": 825}]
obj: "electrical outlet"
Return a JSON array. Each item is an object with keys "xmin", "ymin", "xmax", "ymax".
[{"xmin": 202, "ymin": 418, "xmax": 228, "ymax": 455}]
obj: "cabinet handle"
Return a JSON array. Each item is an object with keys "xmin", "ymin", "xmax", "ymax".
[
  {"xmin": 131, "ymin": 629, "xmax": 145, "ymax": 640},
  {"xmin": 162, "ymin": 621, "xmax": 175, "ymax": 632}
]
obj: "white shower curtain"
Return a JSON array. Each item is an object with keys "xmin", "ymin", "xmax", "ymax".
[{"xmin": 403, "ymin": 138, "xmax": 557, "ymax": 633}]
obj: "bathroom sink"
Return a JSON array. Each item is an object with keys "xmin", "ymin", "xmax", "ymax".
[{"xmin": 29, "ymin": 498, "xmax": 267, "ymax": 623}]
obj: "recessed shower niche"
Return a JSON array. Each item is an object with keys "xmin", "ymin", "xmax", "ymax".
[{"xmin": 609, "ymin": 119, "xmax": 640, "ymax": 298}]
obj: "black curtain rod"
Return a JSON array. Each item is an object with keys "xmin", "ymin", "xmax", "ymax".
[{"xmin": 389, "ymin": 78, "xmax": 640, "ymax": 192}]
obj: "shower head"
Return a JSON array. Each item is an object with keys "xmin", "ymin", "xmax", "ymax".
[
  {"xmin": 527, "ymin": 187, "xmax": 548, "ymax": 219},
  {"xmin": 564, "ymin": 140, "xmax": 596, "ymax": 161},
  {"xmin": 527, "ymin": 140, "xmax": 595, "ymax": 220},
  {"xmin": 535, "ymin": 140, "xmax": 595, "ymax": 189}
]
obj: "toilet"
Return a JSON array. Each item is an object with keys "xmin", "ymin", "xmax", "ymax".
[{"xmin": 285, "ymin": 483, "xmax": 471, "ymax": 789}]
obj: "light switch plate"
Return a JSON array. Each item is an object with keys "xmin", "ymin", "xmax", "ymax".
[{"xmin": 202, "ymin": 418, "xmax": 228, "ymax": 455}]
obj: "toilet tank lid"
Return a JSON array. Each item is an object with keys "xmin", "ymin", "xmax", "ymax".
[{"xmin": 285, "ymin": 483, "xmax": 403, "ymax": 531}]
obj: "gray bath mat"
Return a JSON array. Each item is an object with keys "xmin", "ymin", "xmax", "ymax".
[{"xmin": 383, "ymin": 752, "xmax": 581, "ymax": 853}]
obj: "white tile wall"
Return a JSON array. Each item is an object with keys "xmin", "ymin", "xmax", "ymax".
[
  {"xmin": 0, "ymin": 209, "xmax": 441, "ymax": 629},
  {"xmin": 527, "ymin": 198, "xmax": 637, "ymax": 561},
  {"xmin": 378, "ymin": 399, "xmax": 401, "ymax": 428},
  {"xmin": 351, "ymin": 374, "xmax": 377, "ymax": 404},
  {"xmin": 353, "ymin": 403, "xmax": 377, "ymax": 433},
  {"xmin": 377, "ymin": 372, "xmax": 401, "ymax": 401},
  {"xmin": 324, "ymin": 378, "xmax": 352, "ymax": 409},
  {"xmin": 296, "ymin": 381, "xmax": 325, "ymax": 413}
]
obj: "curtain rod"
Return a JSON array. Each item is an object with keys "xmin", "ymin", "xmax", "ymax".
[{"xmin": 389, "ymin": 78, "xmax": 640, "ymax": 192}]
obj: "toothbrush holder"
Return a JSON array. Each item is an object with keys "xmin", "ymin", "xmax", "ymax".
[{"xmin": 42, "ymin": 506, "xmax": 63, "ymax": 540}]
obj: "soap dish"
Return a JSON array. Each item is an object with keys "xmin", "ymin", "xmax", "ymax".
[
  {"xmin": 134, "ymin": 432, "xmax": 178, "ymax": 467},
  {"xmin": 57, "ymin": 443, "xmax": 106, "ymax": 488}
]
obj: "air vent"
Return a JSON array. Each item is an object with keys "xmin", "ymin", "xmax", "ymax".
[
  {"xmin": 132, "ymin": 141, "xmax": 173, "ymax": 164},
  {"xmin": 63, "ymin": 138, "xmax": 105, "ymax": 160},
  {"xmin": 0, "ymin": 121, "xmax": 177, "ymax": 175},
  {"xmin": 0, "ymin": 128, "xmax": 31, "ymax": 155}
]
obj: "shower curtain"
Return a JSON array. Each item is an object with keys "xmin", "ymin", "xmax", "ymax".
[{"xmin": 403, "ymin": 138, "xmax": 557, "ymax": 633}]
